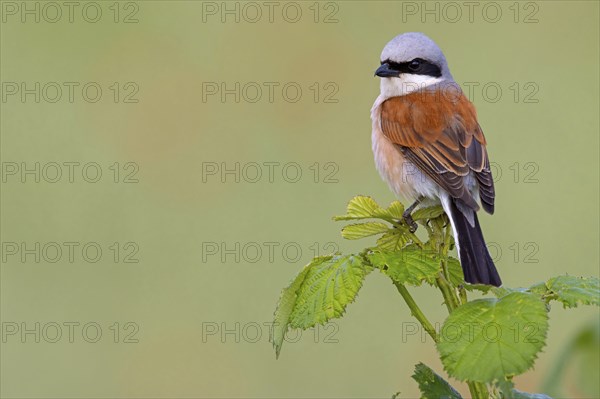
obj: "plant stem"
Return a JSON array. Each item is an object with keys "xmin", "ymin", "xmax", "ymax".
[
  {"xmin": 468, "ymin": 381, "xmax": 490, "ymax": 398},
  {"xmin": 393, "ymin": 282, "xmax": 438, "ymax": 342},
  {"xmin": 441, "ymin": 223, "xmax": 453, "ymax": 281},
  {"xmin": 422, "ymin": 221, "xmax": 434, "ymax": 238},
  {"xmin": 407, "ymin": 230, "xmax": 425, "ymax": 248},
  {"xmin": 458, "ymin": 285, "xmax": 468, "ymax": 305},
  {"xmin": 436, "ymin": 275, "xmax": 460, "ymax": 312}
]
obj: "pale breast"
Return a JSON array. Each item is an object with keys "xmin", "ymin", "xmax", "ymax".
[{"xmin": 371, "ymin": 96, "xmax": 440, "ymax": 202}]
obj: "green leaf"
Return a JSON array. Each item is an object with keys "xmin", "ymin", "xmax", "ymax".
[
  {"xmin": 341, "ymin": 222, "xmax": 389, "ymax": 240},
  {"xmin": 333, "ymin": 196, "xmax": 407, "ymax": 222},
  {"xmin": 542, "ymin": 275, "xmax": 599, "ymax": 308},
  {"xmin": 447, "ymin": 256, "xmax": 465, "ymax": 286},
  {"xmin": 463, "ymin": 284, "xmax": 527, "ymax": 298},
  {"xmin": 387, "ymin": 200, "xmax": 405, "ymax": 219},
  {"xmin": 412, "ymin": 362, "xmax": 462, "ymax": 399},
  {"xmin": 333, "ymin": 196, "xmax": 387, "ymax": 221},
  {"xmin": 527, "ymin": 282, "xmax": 548, "ymax": 296},
  {"xmin": 272, "ymin": 256, "xmax": 331, "ymax": 358},
  {"xmin": 493, "ymin": 286, "xmax": 528, "ymax": 297},
  {"xmin": 273, "ymin": 254, "xmax": 371, "ymax": 358},
  {"xmin": 412, "ymin": 205, "xmax": 445, "ymax": 221},
  {"xmin": 376, "ymin": 230, "xmax": 410, "ymax": 251},
  {"xmin": 368, "ymin": 249, "xmax": 441, "ymax": 286},
  {"xmin": 499, "ymin": 276, "xmax": 599, "ymax": 308},
  {"xmin": 437, "ymin": 292, "xmax": 549, "ymax": 382},
  {"xmin": 289, "ymin": 254, "xmax": 371, "ymax": 329}
]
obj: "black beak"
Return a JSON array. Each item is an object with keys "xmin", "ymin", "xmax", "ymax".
[{"xmin": 375, "ymin": 63, "xmax": 400, "ymax": 78}]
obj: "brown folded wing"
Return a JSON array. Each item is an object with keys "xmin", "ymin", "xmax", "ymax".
[{"xmin": 380, "ymin": 90, "xmax": 495, "ymax": 213}]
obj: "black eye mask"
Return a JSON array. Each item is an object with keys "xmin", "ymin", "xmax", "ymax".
[{"xmin": 381, "ymin": 58, "xmax": 442, "ymax": 78}]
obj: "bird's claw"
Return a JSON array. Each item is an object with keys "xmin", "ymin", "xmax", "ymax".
[{"xmin": 402, "ymin": 212, "xmax": 418, "ymax": 233}]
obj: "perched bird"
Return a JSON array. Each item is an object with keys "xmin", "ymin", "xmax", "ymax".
[{"xmin": 371, "ymin": 32, "xmax": 502, "ymax": 286}]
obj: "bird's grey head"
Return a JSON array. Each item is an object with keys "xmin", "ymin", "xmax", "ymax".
[{"xmin": 375, "ymin": 32, "xmax": 455, "ymax": 98}]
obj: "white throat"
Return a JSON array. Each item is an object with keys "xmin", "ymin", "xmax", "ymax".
[{"xmin": 379, "ymin": 74, "xmax": 443, "ymax": 98}]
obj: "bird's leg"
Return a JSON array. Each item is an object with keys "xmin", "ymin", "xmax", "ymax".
[{"xmin": 402, "ymin": 196, "xmax": 424, "ymax": 233}]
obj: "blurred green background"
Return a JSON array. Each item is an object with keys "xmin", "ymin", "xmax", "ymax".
[{"xmin": 1, "ymin": 1, "xmax": 598, "ymax": 397}]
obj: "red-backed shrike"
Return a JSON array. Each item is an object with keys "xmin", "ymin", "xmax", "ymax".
[{"xmin": 371, "ymin": 32, "xmax": 502, "ymax": 286}]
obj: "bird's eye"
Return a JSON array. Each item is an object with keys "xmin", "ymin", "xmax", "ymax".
[{"xmin": 408, "ymin": 59, "xmax": 422, "ymax": 70}]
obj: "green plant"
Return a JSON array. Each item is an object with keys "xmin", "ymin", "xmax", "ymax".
[{"xmin": 272, "ymin": 196, "xmax": 600, "ymax": 398}]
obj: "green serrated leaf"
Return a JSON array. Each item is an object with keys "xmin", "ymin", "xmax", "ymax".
[
  {"xmin": 341, "ymin": 222, "xmax": 390, "ymax": 240},
  {"xmin": 333, "ymin": 195, "xmax": 404, "ymax": 222},
  {"xmin": 412, "ymin": 362, "xmax": 462, "ymax": 399},
  {"xmin": 376, "ymin": 230, "xmax": 410, "ymax": 251},
  {"xmin": 462, "ymin": 283, "xmax": 493, "ymax": 294},
  {"xmin": 333, "ymin": 196, "xmax": 387, "ymax": 221},
  {"xmin": 464, "ymin": 283, "xmax": 531, "ymax": 299},
  {"xmin": 447, "ymin": 256, "xmax": 465, "ymax": 286},
  {"xmin": 369, "ymin": 249, "xmax": 441, "ymax": 286},
  {"xmin": 493, "ymin": 287, "xmax": 529, "ymax": 297},
  {"xmin": 527, "ymin": 282, "xmax": 547, "ymax": 295},
  {"xmin": 289, "ymin": 254, "xmax": 371, "ymax": 329},
  {"xmin": 272, "ymin": 255, "xmax": 332, "ymax": 358},
  {"xmin": 412, "ymin": 205, "xmax": 445, "ymax": 221},
  {"xmin": 387, "ymin": 201, "xmax": 405, "ymax": 219},
  {"xmin": 544, "ymin": 275, "xmax": 600, "ymax": 308},
  {"xmin": 437, "ymin": 292, "xmax": 549, "ymax": 382}
]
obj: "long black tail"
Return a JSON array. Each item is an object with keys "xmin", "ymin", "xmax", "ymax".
[{"xmin": 447, "ymin": 199, "xmax": 502, "ymax": 287}]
